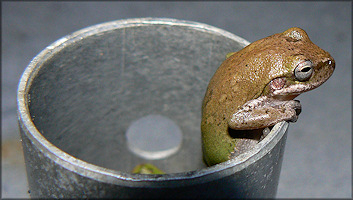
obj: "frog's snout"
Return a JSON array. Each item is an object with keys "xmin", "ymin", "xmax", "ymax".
[{"xmin": 323, "ymin": 57, "xmax": 335, "ymax": 77}]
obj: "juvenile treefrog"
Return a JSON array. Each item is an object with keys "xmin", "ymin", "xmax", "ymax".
[{"xmin": 201, "ymin": 27, "xmax": 335, "ymax": 166}]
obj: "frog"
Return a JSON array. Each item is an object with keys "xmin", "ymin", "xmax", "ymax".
[{"xmin": 201, "ymin": 27, "xmax": 335, "ymax": 166}]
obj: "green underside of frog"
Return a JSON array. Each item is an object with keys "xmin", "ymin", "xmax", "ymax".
[{"xmin": 133, "ymin": 27, "xmax": 335, "ymax": 174}]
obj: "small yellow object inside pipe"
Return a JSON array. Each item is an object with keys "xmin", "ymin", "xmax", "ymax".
[{"xmin": 132, "ymin": 163, "xmax": 165, "ymax": 174}]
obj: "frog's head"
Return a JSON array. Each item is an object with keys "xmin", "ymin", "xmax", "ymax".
[{"xmin": 263, "ymin": 27, "xmax": 335, "ymax": 100}]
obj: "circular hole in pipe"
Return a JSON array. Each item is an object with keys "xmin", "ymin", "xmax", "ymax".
[{"xmin": 126, "ymin": 114, "xmax": 183, "ymax": 160}]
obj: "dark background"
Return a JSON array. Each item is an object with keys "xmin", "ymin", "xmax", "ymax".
[{"xmin": 2, "ymin": 2, "xmax": 351, "ymax": 198}]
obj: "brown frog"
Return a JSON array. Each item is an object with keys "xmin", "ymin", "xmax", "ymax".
[{"xmin": 201, "ymin": 27, "xmax": 335, "ymax": 166}]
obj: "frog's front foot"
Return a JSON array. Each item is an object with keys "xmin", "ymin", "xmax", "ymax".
[
  {"xmin": 284, "ymin": 99, "xmax": 302, "ymax": 122},
  {"xmin": 228, "ymin": 97, "xmax": 302, "ymax": 130}
]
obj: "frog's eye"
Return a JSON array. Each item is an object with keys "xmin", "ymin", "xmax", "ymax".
[{"xmin": 294, "ymin": 60, "xmax": 313, "ymax": 82}]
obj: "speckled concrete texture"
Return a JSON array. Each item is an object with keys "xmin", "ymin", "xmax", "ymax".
[{"xmin": 2, "ymin": 2, "xmax": 351, "ymax": 198}]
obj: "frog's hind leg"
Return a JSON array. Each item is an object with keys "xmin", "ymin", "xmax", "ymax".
[{"xmin": 228, "ymin": 127, "xmax": 271, "ymax": 158}]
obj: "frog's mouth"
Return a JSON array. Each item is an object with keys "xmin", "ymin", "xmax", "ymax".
[{"xmin": 272, "ymin": 82, "xmax": 318, "ymax": 97}]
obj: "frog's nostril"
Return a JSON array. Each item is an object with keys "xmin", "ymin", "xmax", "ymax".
[{"xmin": 328, "ymin": 59, "xmax": 335, "ymax": 69}]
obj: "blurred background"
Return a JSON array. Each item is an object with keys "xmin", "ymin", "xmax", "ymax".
[{"xmin": 2, "ymin": 2, "xmax": 351, "ymax": 198}]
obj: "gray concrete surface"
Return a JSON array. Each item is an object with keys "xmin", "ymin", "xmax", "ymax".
[{"xmin": 2, "ymin": 2, "xmax": 351, "ymax": 198}]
